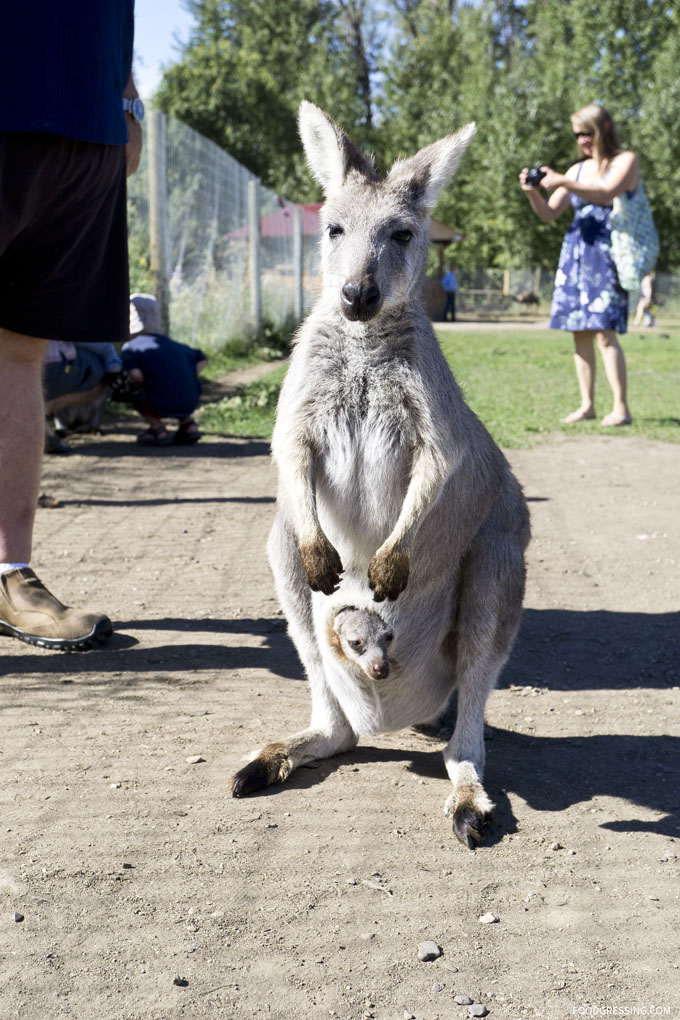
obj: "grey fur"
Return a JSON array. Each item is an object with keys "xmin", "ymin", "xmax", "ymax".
[{"xmin": 231, "ymin": 102, "xmax": 530, "ymax": 848}]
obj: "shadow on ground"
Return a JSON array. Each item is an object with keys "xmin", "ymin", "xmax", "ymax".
[
  {"xmin": 503, "ymin": 607, "xmax": 679, "ymax": 690},
  {"xmin": 3, "ymin": 604, "xmax": 678, "ymax": 841},
  {"xmin": 238, "ymin": 730, "xmax": 679, "ymax": 843},
  {"xmin": 1, "ymin": 607, "xmax": 676, "ymax": 689},
  {"xmin": 63, "ymin": 432, "xmax": 270, "ymax": 460}
]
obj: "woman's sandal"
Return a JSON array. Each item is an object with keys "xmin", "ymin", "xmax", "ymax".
[
  {"xmin": 561, "ymin": 409, "xmax": 596, "ymax": 424},
  {"xmin": 173, "ymin": 419, "xmax": 201, "ymax": 445},
  {"xmin": 601, "ymin": 412, "xmax": 632, "ymax": 427},
  {"xmin": 137, "ymin": 425, "xmax": 173, "ymax": 446}
]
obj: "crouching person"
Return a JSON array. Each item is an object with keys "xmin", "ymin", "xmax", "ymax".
[
  {"xmin": 122, "ymin": 293, "xmax": 207, "ymax": 447},
  {"xmin": 43, "ymin": 340, "xmax": 126, "ymax": 453}
]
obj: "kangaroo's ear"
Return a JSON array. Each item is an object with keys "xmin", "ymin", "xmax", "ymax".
[
  {"xmin": 298, "ymin": 101, "xmax": 376, "ymax": 194},
  {"xmin": 387, "ymin": 123, "xmax": 476, "ymax": 210}
]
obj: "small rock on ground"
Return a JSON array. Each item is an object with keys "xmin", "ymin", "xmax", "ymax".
[{"xmin": 417, "ymin": 940, "xmax": 443, "ymax": 962}]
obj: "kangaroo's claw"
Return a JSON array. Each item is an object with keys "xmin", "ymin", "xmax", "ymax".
[
  {"xmin": 368, "ymin": 547, "xmax": 410, "ymax": 602},
  {"xmin": 444, "ymin": 787, "xmax": 494, "ymax": 849},
  {"xmin": 231, "ymin": 742, "xmax": 292, "ymax": 797},
  {"xmin": 301, "ymin": 538, "xmax": 343, "ymax": 596}
]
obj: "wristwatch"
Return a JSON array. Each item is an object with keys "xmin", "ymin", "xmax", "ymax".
[{"xmin": 123, "ymin": 97, "xmax": 145, "ymax": 123}]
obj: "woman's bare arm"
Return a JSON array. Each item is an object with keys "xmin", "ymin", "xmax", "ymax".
[
  {"xmin": 539, "ymin": 151, "xmax": 638, "ymax": 205},
  {"xmin": 519, "ymin": 167, "xmax": 573, "ymax": 223}
]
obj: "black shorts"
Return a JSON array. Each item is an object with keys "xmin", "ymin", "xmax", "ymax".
[{"xmin": 0, "ymin": 132, "xmax": 129, "ymax": 343}]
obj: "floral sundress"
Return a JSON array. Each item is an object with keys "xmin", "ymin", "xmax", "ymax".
[{"xmin": 549, "ymin": 162, "xmax": 628, "ymax": 334}]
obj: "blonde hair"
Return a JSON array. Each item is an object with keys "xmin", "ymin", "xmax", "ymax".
[{"xmin": 571, "ymin": 104, "xmax": 621, "ymax": 162}]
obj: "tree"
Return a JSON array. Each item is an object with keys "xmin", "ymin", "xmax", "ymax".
[
  {"xmin": 155, "ymin": 0, "xmax": 379, "ymax": 198},
  {"xmin": 154, "ymin": 0, "xmax": 679, "ymax": 267}
]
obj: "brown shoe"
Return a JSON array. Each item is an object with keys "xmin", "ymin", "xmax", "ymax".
[{"xmin": 0, "ymin": 568, "xmax": 112, "ymax": 651}]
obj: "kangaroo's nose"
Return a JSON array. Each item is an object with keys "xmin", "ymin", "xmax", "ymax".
[
  {"xmin": 370, "ymin": 660, "xmax": 389, "ymax": 680},
  {"xmin": 341, "ymin": 277, "xmax": 381, "ymax": 320}
]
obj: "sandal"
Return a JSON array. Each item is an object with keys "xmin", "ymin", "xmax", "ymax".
[
  {"xmin": 561, "ymin": 409, "xmax": 596, "ymax": 424},
  {"xmin": 137, "ymin": 425, "xmax": 172, "ymax": 446},
  {"xmin": 45, "ymin": 432, "xmax": 71, "ymax": 454},
  {"xmin": 601, "ymin": 412, "xmax": 632, "ymax": 427},
  {"xmin": 173, "ymin": 420, "xmax": 201, "ymax": 445}
]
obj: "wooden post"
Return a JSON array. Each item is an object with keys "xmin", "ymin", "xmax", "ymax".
[
  {"xmin": 146, "ymin": 110, "xmax": 171, "ymax": 333},
  {"xmin": 534, "ymin": 266, "xmax": 542, "ymax": 302},
  {"xmin": 248, "ymin": 178, "xmax": 262, "ymax": 331},
  {"xmin": 293, "ymin": 205, "xmax": 304, "ymax": 321}
]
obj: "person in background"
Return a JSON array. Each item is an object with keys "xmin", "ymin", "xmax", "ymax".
[
  {"xmin": 519, "ymin": 103, "xmax": 634, "ymax": 427},
  {"xmin": 121, "ymin": 294, "xmax": 207, "ymax": 447},
  {"xmin": 633, "ymin": 272, "xmax": 656, "ymax": 328},
  {"xmin": 0, "ymin": 1, "xmax": 142, "ymax": 651},
  {"xmin": 43, "ymin": 340, "xmax": 127, "ymax": 454},
  {"xmin": 441, "ymin": 266, "xmax": 458, "ymax": 322}
]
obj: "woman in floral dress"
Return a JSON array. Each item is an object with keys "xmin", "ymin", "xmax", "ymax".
[{"xmin": 520, "ymin": 104, "xmax": 637, "ymax": 426}]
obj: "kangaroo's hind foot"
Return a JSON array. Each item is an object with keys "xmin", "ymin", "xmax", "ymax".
[
  {"xmin": 231, "ymin": 724, "xmax": 357, "ymax": 798},
  {"xmin": 232, "ymin": 741, "xmax": 293, "ymax": 797},
  {"xmin": 444, "ymin": 780, "xmax": 495, "ymax": 848}
]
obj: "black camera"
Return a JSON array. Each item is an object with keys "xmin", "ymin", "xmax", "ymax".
[{"xmin": 525, "ymin": 167, "xmax": 546, "ymax": 187}]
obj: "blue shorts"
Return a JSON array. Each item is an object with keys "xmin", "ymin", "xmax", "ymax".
[{"xmin": 43, "ymin": 348, "xmax": 107, "ymax": 402}]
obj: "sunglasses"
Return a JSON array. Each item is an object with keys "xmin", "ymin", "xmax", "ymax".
[{"xmin": 573, "ymin": 131, "xmax": 593, "ymax": 139}]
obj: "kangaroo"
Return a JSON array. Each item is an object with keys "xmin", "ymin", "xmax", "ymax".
[
  {"xmin": 231, "ymin": 102, "xmax": 531, "ymax": 848},
  {"xmin": 330, "ymin": 605, "xmax": 393, "ymax": 681}
]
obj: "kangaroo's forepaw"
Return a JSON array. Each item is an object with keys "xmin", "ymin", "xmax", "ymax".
[
  {"xmin": 368, "ymin": 547, "xmax": 410, "ymax": 602},
  {"xmin": 444, "ymin": 785, "xmax": 494, "ymax": 849},
  {"xmin": 300, "ymin": 538, "xmax": 343, "ymax": 596},
  {"xmin": 231, "ymin": 742, "xmax": 292, "ymax": 798}
]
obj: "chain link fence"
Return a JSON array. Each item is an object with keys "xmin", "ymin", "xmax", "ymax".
[
  {"xmin": 127, "ymin": 111, "xmax": 320, "ymax": 351},
  {"xmin": 426, "ymin": 267, "xmax": 680, "ymax": 320}
]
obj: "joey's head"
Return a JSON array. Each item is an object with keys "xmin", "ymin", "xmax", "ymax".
[
  {"xmin": 298, "ymin": 101, "xmax": 475, "ymax": 325},
  {"xmin": 330, "ymin": 606, "xmax": 394, "ymax": 681}
]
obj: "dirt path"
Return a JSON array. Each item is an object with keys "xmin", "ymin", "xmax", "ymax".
[{"xmin": 1, "ymin": 420, "xmax": 678, "ymax": 1020}]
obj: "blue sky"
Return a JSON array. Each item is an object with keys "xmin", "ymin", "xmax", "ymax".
[{"xmin": 133, "ymin": 0, "xmax": 194, "ymax": 99}]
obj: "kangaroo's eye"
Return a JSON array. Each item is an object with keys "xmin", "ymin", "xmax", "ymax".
[
  {"xmin": 385, "ymin": 632, "xmax": 394, "ymax": 643},
  {"xmin": 392, "ymin": 229, "xmax": 412, "ymax": 245},
  {"xmin": 328, "ymin": 224, "xmax": 344, "ymax": 239},
  {"xmin": 348, "ymin": 638, "xmax": 362, "ymax": 650}
]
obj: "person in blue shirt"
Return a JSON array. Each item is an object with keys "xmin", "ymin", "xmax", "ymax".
[
  {"xmin": 441, "ymin": 267, "xmax": 458, "ymax": 322},
  {"xmin": 122, "ymin": 294, "xmax": 208, "ymax": 447},
  {"xmin": 0, "ymin": 2, "xmax": 142, "ymax": 651}
]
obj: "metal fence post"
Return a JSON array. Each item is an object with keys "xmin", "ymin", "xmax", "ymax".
[
  {"xmin": 146, "ymin": 110, "xmax": 171, "ymax": 334},
  {"xmin": 248, "ymin": 178, "xmax": 262, "ymax": 331},
  {"xmin": 293, "ymin": 205, "xmax": 304, "ymax": 321}
]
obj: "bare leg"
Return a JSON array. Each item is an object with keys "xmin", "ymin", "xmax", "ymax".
[
  {"xmin": 45, "ymin": 383, "xmax": 106, "ymax": 415},
  {"xmin": 596, "ymin": 330, "xmax": 630, "ymax": 422},
  {"xmin": 633, "ymin": 297, "xmax": 645, "ymax": 327},
  {"xmin": 141, "ymin": 412, "xmax": 164, "ymax": 430},
  {"xmin": 563, "ymin": 330, "xmax": 596, "ymax": 422},
  {"xmin": 231, "ymin": 514, "xmax": 356, "ymax": 796},
  {"xmin": 0, "ymin": 329, "xmax": 47, "ymax": 562}
]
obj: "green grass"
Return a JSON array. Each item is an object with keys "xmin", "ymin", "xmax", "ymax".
[
  {"xmin": 199, "ymin": 319, "xmax": 295, "ymax": 381},
  {"xmin": 198, "ymin": 364, "xmax": 287, "ymax": 436},
  {"xmin": 438, "ymin": 325, "xmax": 680, "ymax": 447},
  {"xmin": 198, "ymin": 322, "xmax": 680, "ymax": 447}
]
